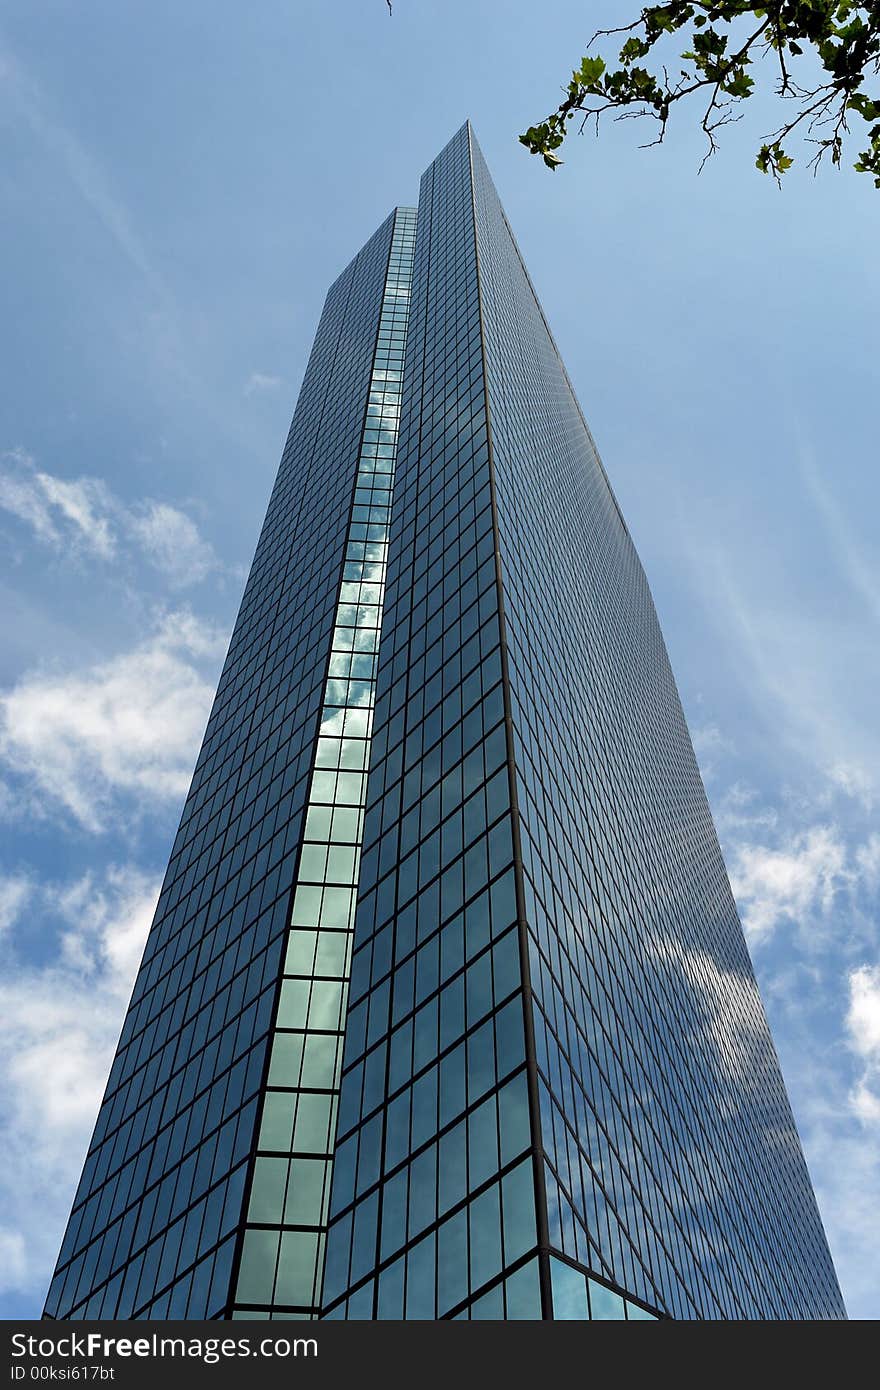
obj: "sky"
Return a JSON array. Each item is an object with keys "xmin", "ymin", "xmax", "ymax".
[{"xmin": 0, "ymin": 0, "xmax": 877, "ymax": 1320}]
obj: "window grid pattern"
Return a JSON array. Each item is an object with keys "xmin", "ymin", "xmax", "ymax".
[
  {"xmin": 469, "ymin": 129, "xmax": 845, "ymax": 1320},
  {"xmin": 550, "ymin": 1256, "xmax": 659, "ymax": 1320},
  {"xmin": 321, "ymin": 125, "xmax": 540, "ymax": 1321},
  {"xmin": 43, "ymin": 214, "xmax": 397, "ymax": 1322},
  {"xmin": 232, "ymin": 207, "xmax": 417, "ymax": 1320},
  {"xmin": 44, "ymin": 121, "xmax": 845, "ymax": 1326}
]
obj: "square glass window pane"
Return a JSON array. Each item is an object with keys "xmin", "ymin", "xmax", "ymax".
[
  {"xmin": 315, "ymin": 931, "xmax": 348, "ymax": 977},
  {"xmin": 292, "ymin": 884, "xmax": 322, "ymax": 928},
  {"xmin": 330, "ymin": 806, "xmax": 361, "ymax": 842},
  {"xmin": 260, "ymin": 1092, "xmax": 295, "ymax": 1151},
  {"xmin": 501, "ymin": 1158, "xmax": 536, "ymax": 1265},
  {"xmin": 310, "ymin": 770, "xmax": 337, "ymax": 804},
  {"xmin": 300, "ymin": 1032, "xmax": 339, "ymax": 1089},
  {"xmin": 498, "ymin": 1072, "xmax": 530, "ymax": 1164},
  {"xmin": 377, "ymin": 1257, "xmax": 405, "ymax": 1320},
  {"xmin": 284, "ymin": 1158, "xmax": 328, "ymax": 1226},
  {"xmin": 405, "ymin": 1232, "xmax": 436, "ymax": 1319},
  {"xmin": 319, "ymin": 708, "xmax": 346, "ymax": 737},
  {"xmin": 277, "ymin": 979, "xmax": 310, "ymax": 1029},
  {"xmin": 293, "ymin": 1093, "xmax": 333, "ymax": 1152},
  {"xmin": 437, "ymin": 1209, "xmax": 468, "ymax": 1315},
  {"xmin": 505, "ymin": 1258, "xmax": 542, "ymax": 1320},
  {"xmin": 335, "ymin": 772, "xmax": 365, "ymax": 805},
  {"xmin": 298, "ymin": 844, "xmax": 328, "ymax": 882},
  {"xmin": 467, "ymin": 1095, "xmax": 499, "ymax": 1189},
  {"xmin": 468, "ymin": 1184, "xmax": 502, "ymax": 1292},
  {"xmin": 248, "ymin": 1157, "xmax": 288, "ymax": 1224},
  {"xmin": 276, "ymin": 1231, "xmax": 319, "ymax": 1306},
  {"xmin": 324, "ymin": 678, "xmax": 349, "ymax": 705},
  {"xmin": 268, "ymin": 1032, "xmax": 304, "ymax": 1088},
  {"xmin": 315, "ymin": 738, "xmax": 342, "ymax": 769},
  {"xmin": 236, "ymin": 1228, "xmax": 278, "ymax": 1303},
  {"xmin": 350, "ymin": 655, "xmax": 374, "ymax": 680},
  {"xmin": 285, "ymin": 930, "xmax": 317, "ymax": 976},
  {"xmin": 307, "ymin": 979, "xmax": 344, "ymax": 1031},
  {"xmin": 589, "ymin": 1279, "xmax": 626, "ymax": 1320},
  {"xmin": 326, "ymin": 845, "xmax": 357, "ymax": 883},
  {"xmin": 305, "ymin": 805, "xmax": 332, "ymax": 840},
  {"xmin": 339, "ymin": 739, "xmax": 368, "ymax": 771},
  {"xmin": 320, "ymin": 887, "xmax": 354, "ymax": 929},
  {"xmin": 550, "ymin": 1258, "xmax": 588, "ymax": 1320}
]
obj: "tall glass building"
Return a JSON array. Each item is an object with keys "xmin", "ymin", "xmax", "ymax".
[{"xmin": 44, "ymin": 123, "xmax": 845, "ymax": 1322}]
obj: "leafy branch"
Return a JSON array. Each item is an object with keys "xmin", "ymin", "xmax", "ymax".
[{"xmin": 520, "ymin": 2, "xmax": 880, "ymax": 185}]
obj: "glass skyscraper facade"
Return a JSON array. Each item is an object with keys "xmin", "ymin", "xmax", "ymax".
[{"xmin": 44, "ymin": 124, "xmax": 845, "ymax": 1322}]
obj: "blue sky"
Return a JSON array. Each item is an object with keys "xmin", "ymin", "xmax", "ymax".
[{"xmin": 0, "ymin": 0, "xmax": 877, "ymax": 1320}]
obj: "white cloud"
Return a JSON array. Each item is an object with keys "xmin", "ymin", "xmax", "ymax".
[
  {"xmin": 31, "ymin": 469, "xmax": 116, "ymax": 559},
  {"xmin": 0, "ymin": 609, "xmax": 225, "ymax": 831},
  {"xmin": 0, "ymin": 864, "xmax": 159, "ymax": 1300},
  {"xmin": 855, "ymin": 834, "xmax": 880, "ymax": 892},
  {"xmin": 0, "ymin": 449, "xmax": 218, "ymax": 586},
  {"xmin": 690, "ymin": 722, "xmax": 731, "ymax": 784},
  {"xmin": 729, "ymin": 825, "xmax": 848, "ymax": 945},
  {"xmin": 850, "ymin": 1080, "xmax": 880, "ymax": 1126},
  {"xmin": 792, "ymin": 1072, "xmax": 880, "ymax": 1318},
  {"xmin": 244, "ymin": 371, "xmax": 283, "ymax": 396},
  {"xmin": 127, "ymin": 501, "xmax": 217, "ymax": 588},
  {"xmin": 0, "ymin": 449, "xmax": 61, "ymax": 547},
  {"xmin": 826, "ymin": 761, "xmax": 876, "ymax": 813},
  {"xmin": 848, "ymin": 965, "xmax": 880, "ymax": 1057},
  {"xmin": 0, "ymin": 874, "xmax": 30, "ymax": 934},
  {"xmin": 714, "ymin": 780, "xmax": 780, "ymax": 836},
  {"xmin": 846, "ymin": 964, "xmax": 880, "ymax": 1126}
]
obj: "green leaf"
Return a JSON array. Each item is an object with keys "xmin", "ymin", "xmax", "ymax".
[
  {"xmin": 725, "ymin": 73, "xmax": 755, "ymax": 98},
  {"xmin": 577, "ymin": 55, "xmax": 606, "ymax": 86},
  {"xmin": 620, "ymin": 37, "xmax": 651, "ymax": 63}
]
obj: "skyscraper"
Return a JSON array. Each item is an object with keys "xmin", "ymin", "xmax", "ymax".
[{"xmin": 43, "ymin": 123, "xmax": 845, "ymax": 1323}]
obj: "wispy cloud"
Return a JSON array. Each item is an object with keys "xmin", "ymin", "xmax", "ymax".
[
  {"xmin": 0, "ymin": 863, "xmax": 159, "ymax": 1301},
  {"xmin": 672, "ymin": 439, "xmax": 880, "ymax": 816},
  {"xmin": 243, "ymin": 371, "xmax": 284, "ymax": 396},
  {"xmin": 729, "ymin": 825, "xmax": 848, "ymax": 946},
  {"xmin": 0, "ymin": 449, "xmax": 219, "ymax": 586},
  {"xmin": 125, "ymin": 502, "xmax": 218, "ymax": 587},
  {"xmin": 0, "ymin": 448, "xmax": 115, "ymax": 558},
  {"xmin": 0, "ymin": 44, "xmax": 164, "ymax": 297},
  {"xmin": 0, "ymin": 609, "xmax": 226, "ymax": 832},
  {"xmin": 0, "ymin": 874, "xmax": 30, "ymax": 935},
  {"xmin": 708, "ymin": 771, "xmax": 880, "ymax": 1312},
  {"xmin": 792, "ymin": 1064, "xmax": 880, "ymax": 1319},
  {"xmin": 802, "ymin": 455, "xmax": 880, "ymax": 630},
  {"xmin": 709, "ymin": 552, "xmax": 879, "ymax": 810},
  {"xmin": 690, "ymin": 721, "xmax": 735, "ymax": 785},
  {"xmin": 847, "ymin": 964, "xmax": 880, "ymax": 1124}
]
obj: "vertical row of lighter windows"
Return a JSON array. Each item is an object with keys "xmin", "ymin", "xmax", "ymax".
[{"xmin": 231, "ymin": 209, "xmax": 417, "ymax": 1319}]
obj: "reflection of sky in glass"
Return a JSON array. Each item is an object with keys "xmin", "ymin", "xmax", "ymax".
[
  {"xmin": 232, "ymin": 207, "xmax": 416, "ymax": 1318},
  {"xmin": 469, "ymin": 125, "xmax": 845, "ymax": 1320}
]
